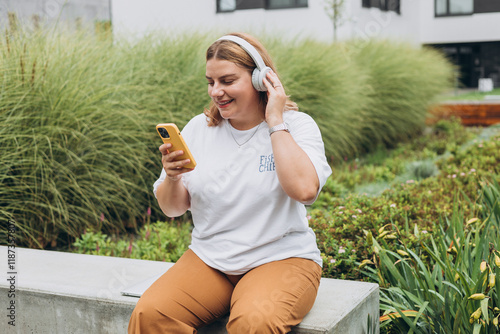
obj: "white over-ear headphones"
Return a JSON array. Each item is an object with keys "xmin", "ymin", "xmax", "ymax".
[{"xmin": 217, "ymin": 35, "xmax": 271, "ymax": 92}]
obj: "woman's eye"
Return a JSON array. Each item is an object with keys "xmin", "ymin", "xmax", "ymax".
[{"xmin": 207, "ymin": 80, "xmax": 234, "ymax": 86}]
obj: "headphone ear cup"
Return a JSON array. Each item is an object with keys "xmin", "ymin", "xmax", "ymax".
[
  {"xmin": 252, "ymin": 68, "xmax": 265, "ymax": 92},
  {"xmin": 252, "ymin": 67, "xmax": 271, "ymax": 92}
]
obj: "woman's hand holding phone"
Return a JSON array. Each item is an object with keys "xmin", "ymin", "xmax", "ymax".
[
  {"xmin": 159, "ymin": 143, "xmax": 194, "ymax": 182},
  {"xmin": 156, "ymin": 123, "xmax": 196, "ymax": 182}
]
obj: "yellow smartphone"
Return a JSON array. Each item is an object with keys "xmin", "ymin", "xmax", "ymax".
[{"xmin": 156, "ymin": 123, "xmax": 196, "ymax": 169}]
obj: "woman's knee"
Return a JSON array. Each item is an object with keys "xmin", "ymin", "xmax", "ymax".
[
  {"xmin": 129, "ymin": 296, "xmax": 166, "ymax": 329},
  {"xmin": 129, "ymin": 296, "xmax": 196, "ymax": 334}
]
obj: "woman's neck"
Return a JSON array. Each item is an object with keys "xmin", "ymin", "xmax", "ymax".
[
  {"xmin": 229, "ymin": 117, "xmax": 264, "ymax": 130},
  {"xmin": 228, "ymin": 108, "xmax": 265, "ymax": 130}
]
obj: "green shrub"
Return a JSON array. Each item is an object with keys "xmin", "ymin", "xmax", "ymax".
[
  {"xmin": 361, "ymin": 180, "xmax": 500, "ymax": 333},
  {"xmin": 407, "ymin": 160, "xmax": 439, "ymax": 181},
  {"xmin": 268, "ymin": 38, "xmax": 455, "ymax": 160},
  {"xmin": 0, "ymin": 29, "xmax": 158, "ymax": 247},
  {"xmin": 319, "ymin": 118, "xmax": 475, "ymax": 196},
  {"xmin": 116, "ymin": 33, "xmax": 210, "ymax": 126},
  {"xmin": 268, "ymin": 38, "xmax": 371, "ymax": 161},
  {"xmin": 349, "ymin": 40, "xmax": 455, "ymax": 153},
  {"xmin": 73, "ymin": 220, "xmax": 191, "ymax": 262},
  {"xmin": 311, "ymin": 125, "xmax": 499, "ymax": 281}
]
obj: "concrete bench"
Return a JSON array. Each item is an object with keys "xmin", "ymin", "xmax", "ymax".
[{"xmin": 0, "ymin": 246, "xmax": 379, "ymax": 333}]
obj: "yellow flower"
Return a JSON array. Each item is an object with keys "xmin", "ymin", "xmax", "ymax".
[
  {"xmin": 384, "ymin": 233, "xmax": 397, "ymax": 240},
  {"xmin": 489, "ymin": 274, "xmax": 496, "ymax": 288},
  {"xmin": 397, "ymin": 250, "xmax": 409, "ymax": 257},
  {"xmin": 358, "ymin": 259, "xmax": 374, "ymax": 269},
  {"xmin": 472, "ymin": 307, "xmax": 482, "ymax": 320},
  {"xmin": 366, "ymin": 231, "xmax": 373, "ymax": 247},
  {"xmin": 466, "ymin": 217, "xmax": 479, "ymax": 225},
  {"xmin": 378, "ymin": 231, "xmax": 389, "ymax": 239},
  {"xmin": 468, "ymin": 293, "xmax": 486, "ymax": 300}
]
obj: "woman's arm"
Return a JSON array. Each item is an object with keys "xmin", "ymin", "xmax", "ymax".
[
  {"xmin": 263, "ymin": 71, "xmax": 320, "ymax": 205},
  {"xmin": 155, "ymin": 143, "xmax": 192, "ymax": 217},
  {"xmin": 269, "ymin": 130, "xmax": 319, "ymax": 204}
]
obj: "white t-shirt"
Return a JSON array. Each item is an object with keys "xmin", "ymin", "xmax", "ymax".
[{"xmin": 153, "ymin": 110, "xmax": 332, "ymax": 275}]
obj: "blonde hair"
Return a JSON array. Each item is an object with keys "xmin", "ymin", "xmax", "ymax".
[{"xmin": 204, "ymin": 32, "xmax": 297, "ymax": 126}]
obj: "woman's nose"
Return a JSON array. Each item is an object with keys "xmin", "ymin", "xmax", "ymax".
[{"xmin": 210, "ymin": 83, "xmax": 224, "ymax": 98}]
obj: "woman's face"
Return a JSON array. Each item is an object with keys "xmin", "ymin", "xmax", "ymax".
[{"xmin": 206, "ymin": 58, "xmax": 262, "ymax": 129}]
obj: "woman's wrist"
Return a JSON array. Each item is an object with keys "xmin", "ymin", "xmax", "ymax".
[
  {"xmin": 266, "ymin": 116, "xmax": 284, "ymax": 128},
  {"xmin": 166, "ymin": 175, "xmax": 182, "ymax": 182}
]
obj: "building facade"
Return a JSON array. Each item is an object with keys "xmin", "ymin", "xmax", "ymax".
[
  {"xmin": 110, "ymin": 0, "xmax": 499, "ymax": 88},
  {"xmin": 0, "ymin": 0, "xmax": 110, "ymax": 30},
  {"xmin": 420, "ymin": 0, "xmax": 500, "ymax": 88},
  {"xmin": 2, "ymin": 0, "xmax": 498, "ymax": 88}
]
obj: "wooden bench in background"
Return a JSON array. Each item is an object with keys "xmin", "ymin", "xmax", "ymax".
[{"xmin": 428, "ymin": 101, "xmax": 500, "ymax": 126}]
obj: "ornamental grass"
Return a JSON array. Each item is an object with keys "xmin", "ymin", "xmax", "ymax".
[{"xmin": 1, "ymin": 26, "xmax": 453, "ymax": 248}]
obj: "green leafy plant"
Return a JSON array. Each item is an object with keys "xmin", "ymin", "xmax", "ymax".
[
  {"xmin": 310, "ymin": 125, "xmax": 499, "ymax": 281},
  {"xmin": 73, "ymin": 220, "xmax": 191, "ymax": 262},
  {"xmin": 407, "ymin": 160, "xmax": 439, "ymax": 181},
  {"xmin": 360, "ymin": 180, "xmax": 500, "ymax": 333}
]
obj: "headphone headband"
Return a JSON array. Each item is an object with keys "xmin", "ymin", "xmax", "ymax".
[
  {"xmin": 216, "ymin": 35, "xmax": 271, "ymax": 91},
  {"xmin": 217, "ymin": 35, "xmax": 267, "ymax": 71}
]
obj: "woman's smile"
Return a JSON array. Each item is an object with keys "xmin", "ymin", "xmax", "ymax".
[{"xmin": 216, "ymin": 99, "xmax": 234, "ymax": 108}]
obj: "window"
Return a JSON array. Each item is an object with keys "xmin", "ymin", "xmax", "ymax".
[
  {"xmin": 217, "ymin": 0, "xmax": 266, "ymax": 12},
  {"xmin": 474, "ymin": 0, "xmax": 500, "ymax": 14},
  {"xmin": 435, "ymin": 0, "xmax": 473, "ymax": 16},
  {"xmin": 362, "ymin": 0, "xmax": 400, "ymax": 14},
  {"xmin": 266, "ymin": 0, "xmax": 308, "ymax": 9},
  {"xmin": 218, "ymin": 0, "xmax": 236, "ymax": 12},
  {"xmin": 217, "ymin": 0, "xmax": 306, "ymax": 12}
]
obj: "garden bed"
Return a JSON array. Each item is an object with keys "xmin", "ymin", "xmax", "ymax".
[{"xmin": 69, "ymin": 119, "xmax": 500, "ymax": 333}]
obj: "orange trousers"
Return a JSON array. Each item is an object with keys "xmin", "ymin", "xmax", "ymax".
[{"xmin": 128, "ymin": 249, "xmax": 322, "ymax": 334}]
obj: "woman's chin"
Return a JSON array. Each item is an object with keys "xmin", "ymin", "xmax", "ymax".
[{"xmin": 218, "ymin": 109, "xmax": 234, "ymax": 120}]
